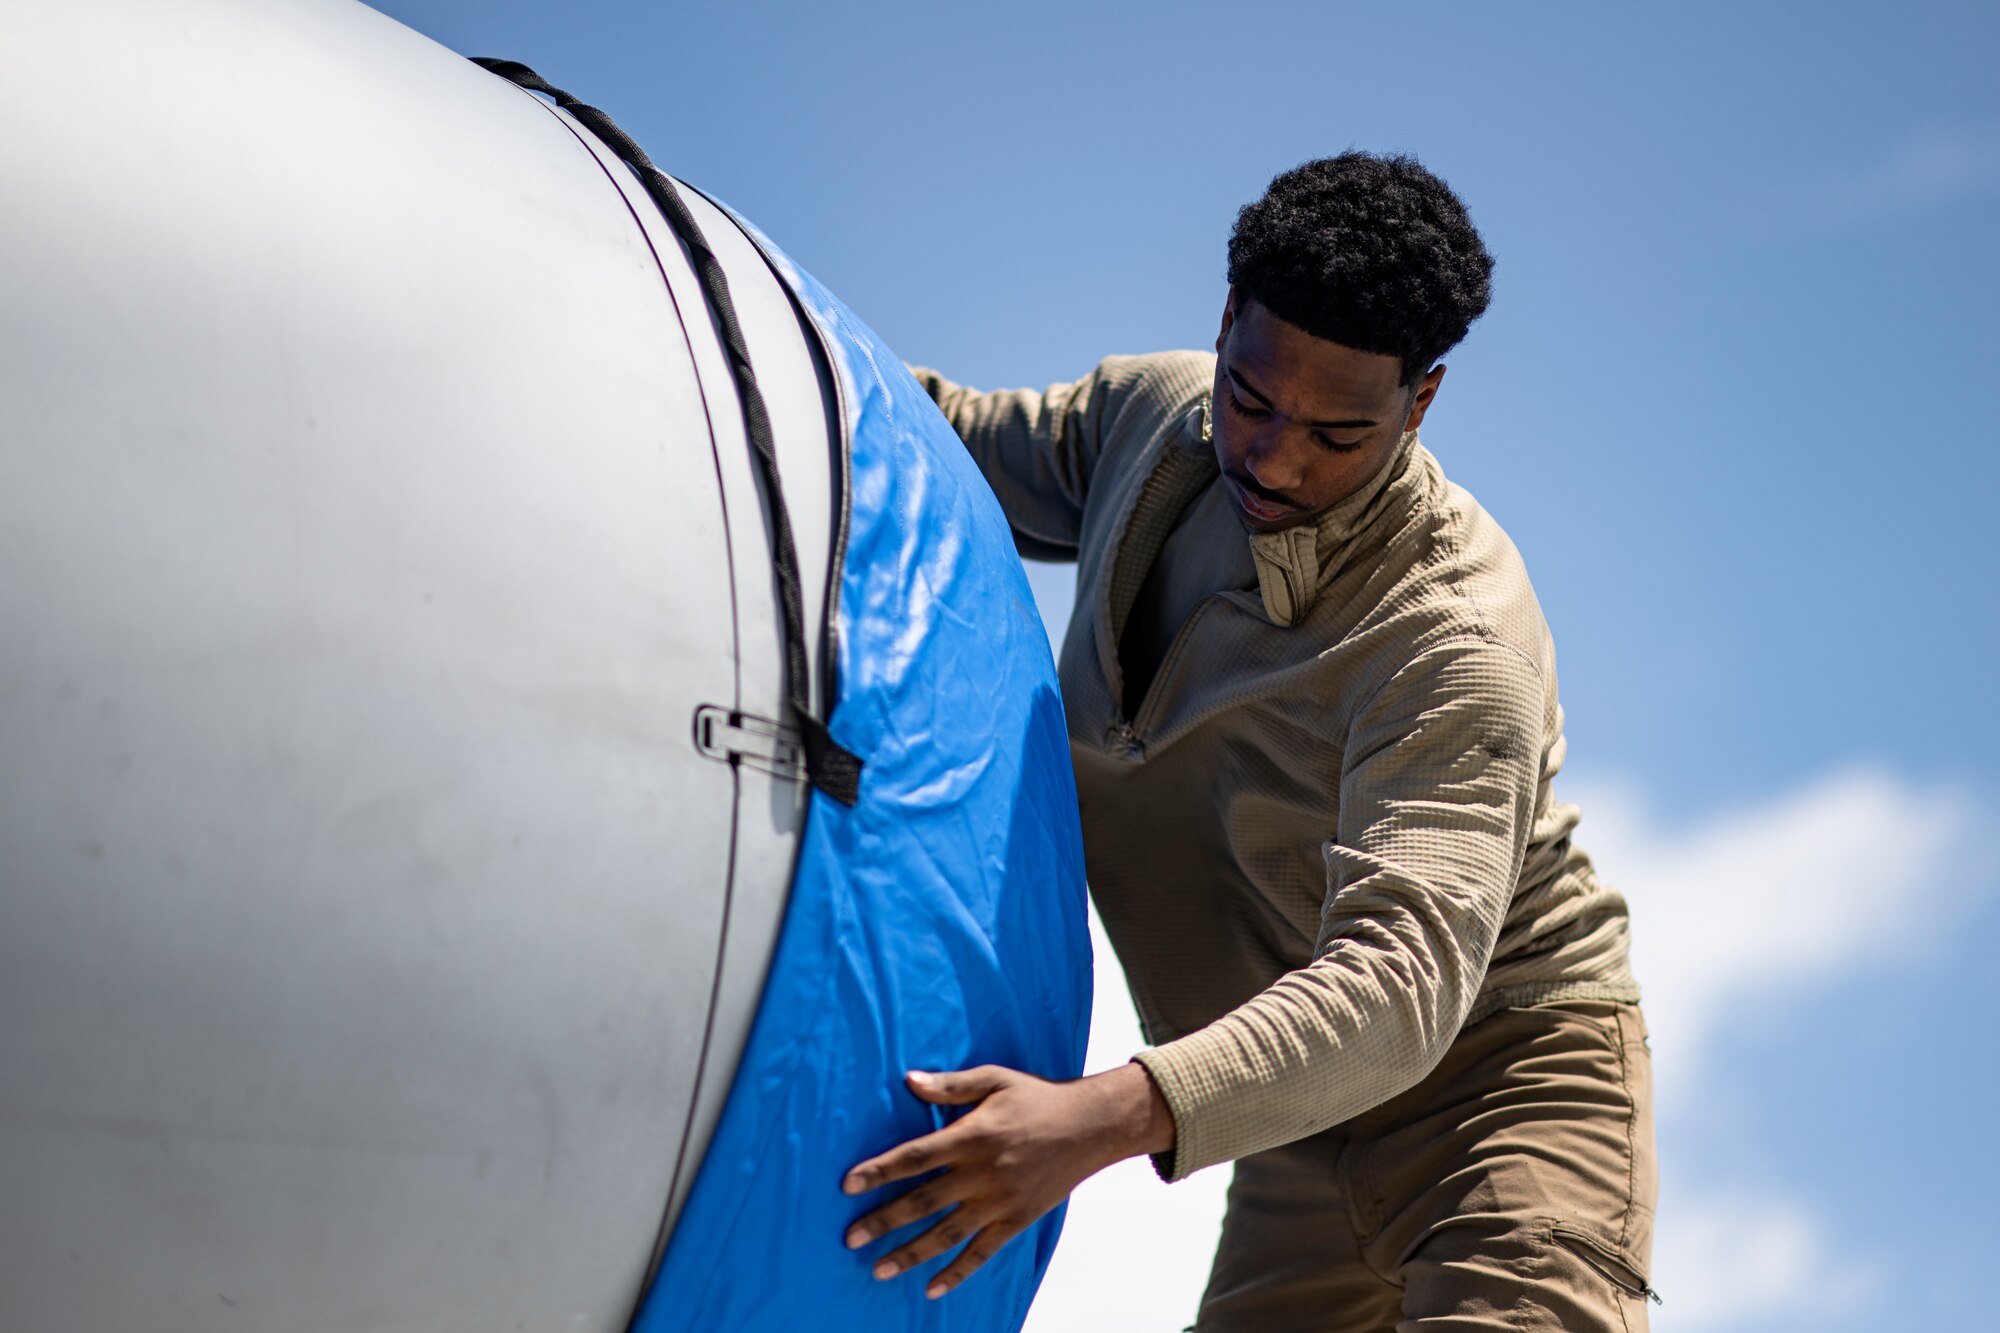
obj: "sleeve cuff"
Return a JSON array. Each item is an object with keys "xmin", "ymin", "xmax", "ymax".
[{"xmin": 1130, "ymin": 1039, "xmax": 1235, "ymax": 1183}]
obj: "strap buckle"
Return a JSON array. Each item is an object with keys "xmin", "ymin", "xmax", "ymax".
[{"xmin": 693, "ymin": 705, "xmax": 804, "ymax": 783}]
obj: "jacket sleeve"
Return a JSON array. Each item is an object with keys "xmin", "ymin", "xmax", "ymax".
[
  {"xmin": 1131, "ymin": 635, "xmax": 1544, "ymax": 1179},
  {"xmin": 909, "ymin": 354, "xmax": 1212, "ymax": 561}
]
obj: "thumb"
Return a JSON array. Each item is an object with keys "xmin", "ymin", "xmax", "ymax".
[{"xmin": 906, "ymin": 1065, "xmax": 1010, "ymax": 1105}]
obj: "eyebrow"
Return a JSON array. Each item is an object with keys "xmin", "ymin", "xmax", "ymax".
[{"xmin": 1227, "ymin": 364, "xmax": 1379, "ymax": 431}]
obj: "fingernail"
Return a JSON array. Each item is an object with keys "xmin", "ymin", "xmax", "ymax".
[
  {"xmin": 925, "ymin": 1282, "xmax": 947, "ymax": 1300},
  {"xmin": 873, "ymin": 1260, "xmax": 898, "ymax": 1280},
  {"xmin": 845, "ymin": 1227, "xmax": 867, "ymax": 1250},
  {"xmin": 907, "ymin": 1070, "xmax": 932, "ymax": 1085},
  {"xmin": 842, "ymin": 1174, "xmax": 865, "ymax": 1195}
]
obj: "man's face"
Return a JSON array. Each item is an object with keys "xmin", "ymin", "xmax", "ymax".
[{"xmin": 1210, "ymin": 293, "xmax": 1445, "ymax": 534}]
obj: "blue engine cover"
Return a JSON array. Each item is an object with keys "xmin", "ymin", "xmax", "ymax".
[{"xmin": 635, "ymin": 231, "xmax": 1092, "ymax": 1331}]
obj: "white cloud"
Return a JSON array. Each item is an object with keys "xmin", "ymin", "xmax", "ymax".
[
  {"xmin": 1576, "ymin": 766, "xmax": 1973, "ymax": 1109},
  {"xmin": 1647, "ymin": 1190, "xmax": 1882, "ymax": 1333}
]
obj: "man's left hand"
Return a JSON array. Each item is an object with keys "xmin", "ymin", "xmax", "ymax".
[{"xmin": 841, "ymin": 1061, "xmax": 1175, "ymax": 1299}]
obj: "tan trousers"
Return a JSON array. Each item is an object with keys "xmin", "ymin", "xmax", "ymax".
[{"xmin": 1193, "ymin": 1002, "xmax": 1657, "ymax": 1333}]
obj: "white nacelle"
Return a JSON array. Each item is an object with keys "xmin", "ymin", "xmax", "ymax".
[{"xmin": 0, "ymin": 1, "xmax": 835, "ymax": 1328}]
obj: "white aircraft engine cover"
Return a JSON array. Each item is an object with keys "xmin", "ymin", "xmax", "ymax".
[{"xmin": 0, "ymin": 1, "xmax": 831, "ymax": 1329}]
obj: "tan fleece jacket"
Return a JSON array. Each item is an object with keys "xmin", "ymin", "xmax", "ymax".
[{"xmin": 913, "ymin": 351, "xmax": 1639, "ymax": 1181}]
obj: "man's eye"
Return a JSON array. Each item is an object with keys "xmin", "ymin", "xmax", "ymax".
[
  {"xmin": 1226, "ymin": 389, "xmax": 1268, "ymax": 419},
  {"xmin": 1316, "ymin": 435, "xmax": 1366, "ymax": 454}
]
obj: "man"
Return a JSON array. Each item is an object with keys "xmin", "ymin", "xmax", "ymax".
[{"xmin": 840, "ymin": 153, "xmax": 1655, "ymax": 1331}]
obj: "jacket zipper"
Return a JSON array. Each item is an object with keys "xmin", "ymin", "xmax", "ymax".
[{"xmin": 1122, "ymin": 594, "xmax": 1222, "ymax": 744}]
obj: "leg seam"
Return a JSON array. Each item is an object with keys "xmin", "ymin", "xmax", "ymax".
[{"xmin": 1617, "ymin": 1009, "xmax": 1638, "ymax": 1255}]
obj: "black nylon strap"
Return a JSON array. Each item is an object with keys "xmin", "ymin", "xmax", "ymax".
[{"xmin": 471, "ymin": 57, "xmax": 861, "ymax": 806}]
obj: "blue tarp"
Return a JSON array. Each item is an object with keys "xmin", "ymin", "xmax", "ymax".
[{"xmin": 634, "ymin": 233, "xmax": 1092, "ymax": 1332}]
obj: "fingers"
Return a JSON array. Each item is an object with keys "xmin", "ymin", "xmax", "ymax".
[
  {"xmin": 865, "ymin": 1202, "xmax": 995, "ymax": 1282},
  {"xmin": 835, "ymin": 1063, "xmax": 1040, "ymax": 1300},
  {"xmin": 922, "ymin": 1218, "xmax": 1026, "ymax": 1300},
  {"xmin": 905, "ymin": 1065, "xmax": 1010, "ymax": 1106},
  {"xmin": 843, "ymin": 1120, "xmax": 965, "ymax": 1194},
  {"xmin": 855, "ymin": 1199, "xmax": 1024, "ymax": 1300},
  {"xmin": 843, "ymin": 1173, "xmax": 975, "ymax": 1252},
  {"xmin": 842, "ymin": 1067, "xmax": 1013, "ymax": 1193}
]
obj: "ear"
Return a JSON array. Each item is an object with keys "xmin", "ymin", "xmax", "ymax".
[
  {"xmin": 1401, "ymin": 364, "xmax": 1447, "ymax": 434},
  {"xmin": 1215, "ymin": 288, "xmax": 1238, "ymax": 353}
]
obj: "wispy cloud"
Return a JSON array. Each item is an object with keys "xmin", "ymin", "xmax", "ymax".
[
  {"xmin": 1750, "ymin": 124, "xmax": 2000, "ymax": 232},
  {"xmin": 1024, "ymin": 767, "xmax": 1974, "ymax": 1332},
  {"xmin": 1648, "ymin": 1190, "xmax": 1882, "ymax": 1332},
  {"xmin": 1581, "ymin": 765, "xmax": 1973, "ymax": 1105}
]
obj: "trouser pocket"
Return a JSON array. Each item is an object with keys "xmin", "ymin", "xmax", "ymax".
[{"xmin": 1545, "ymin": 1220, "xmax": 1662, "ymax": 1307}]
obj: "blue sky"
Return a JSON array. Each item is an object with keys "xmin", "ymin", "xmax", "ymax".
[{"xmin": 375, "ymin": 2, "xmax": 1999, "ymax": 1326}]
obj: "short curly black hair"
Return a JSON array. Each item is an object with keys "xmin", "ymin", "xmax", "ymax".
[{"xmin": 1227, "ymin": 152, "xmax": 1494, "ymax": 385}]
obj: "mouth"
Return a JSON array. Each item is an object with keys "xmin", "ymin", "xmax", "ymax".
[{"xmin": 1224, "ymin": 470, "xmax": 1303, "ymax": 526}]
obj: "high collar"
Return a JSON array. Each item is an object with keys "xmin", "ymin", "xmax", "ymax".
[{"xmin": 1198, "ymin": 396, "xmax": 1424, "ymax": 627}]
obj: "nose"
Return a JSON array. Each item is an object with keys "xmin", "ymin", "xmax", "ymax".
[{"xmin": 1240, "ymin": 429, "xmax": 1307, "ymax": 494}]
